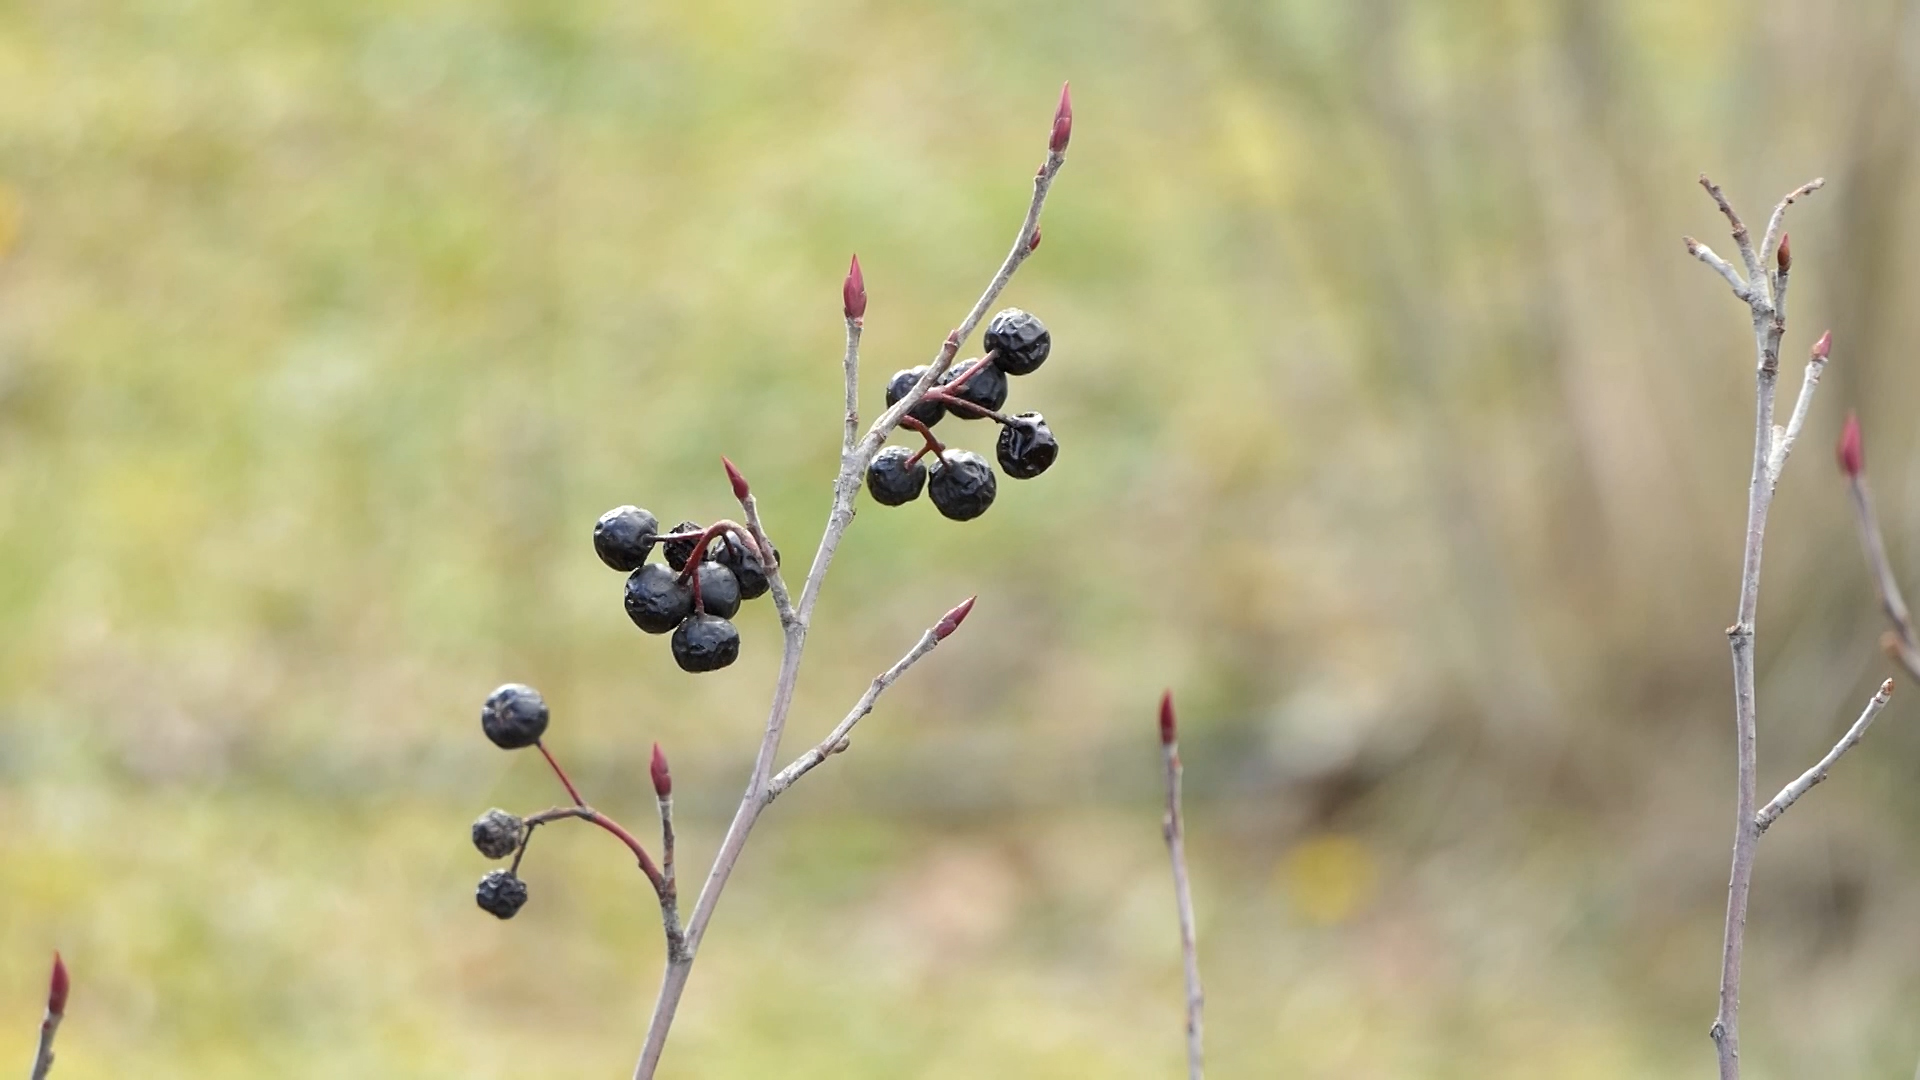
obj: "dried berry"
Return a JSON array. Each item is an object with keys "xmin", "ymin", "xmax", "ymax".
[
  {"xmin": 927, "ymin": 450, "xmax": 997, "ymax": 521},
  {"xmin": 866, "ymin": 446, "xmax": 927, "ymax": 506},
  {"xmin": 996, "ymin": 412, "xmax": 1058, "ymax": 479},
  {"xmin": 481, "ymin": 683, "xmax": 549, "ymax": 750},
  {"xmin": 625, "ymin": 563, "xmax": 693, "ymax": 634},
  {"xmin": 476, "ymin": 869, "xmax": 529, "ymax": 919},
  {"xmin": 662, "ymin": 521, "xmax": 704, "ymax": 572},
  {"xmin": 693, "ymin": 560, "xmax": 742, "ymax": 619},
  {"xmin": 672, "ymin": 614, "xmax": 742, "ymax": 672},
  {"xmin": 939, "ymin": 361, "xmax": 1009, "ymax": 414},
  {"xmin": 983, "ymin": 308, "xmax": 1050, "ymax": 376},
  {"xmin": 471, "ymin": 809, "xmax": 523, "ymax": 860},
  {"xmin": 592, "ymin": 505, "xmax": 658, "ymax": 572},
  {"xmin": 886, "ymin": 367, "xmax": 946, "ymax": 427},
  {"xmin": 709, "ymin": 535, "xmax": 773, "ymax": 601}
]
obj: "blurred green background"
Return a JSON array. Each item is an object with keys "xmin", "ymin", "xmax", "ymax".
[{"xmin": 5, "ymin": 0, "xmax": 1920, "ymax": 1075}]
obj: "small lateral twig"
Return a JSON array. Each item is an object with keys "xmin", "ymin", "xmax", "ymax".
[
  {"xmin": 1755, "ymin": 680, "xmax": 1895, "ymax": 833},
  {"xmin": 29, "ymin": 951, "xmax": 67, "ymax": 1080},
  {"xmin": 1839, "ymin": 416, "xmax": 1920, "ymax": 681},
  {"xmin": 650, "ymin": 744, "xmax": 687, "ymax": 962},
  {"xmin": 1159, "ymin": 692, "xmax": 1203, "ymax": 1080}
]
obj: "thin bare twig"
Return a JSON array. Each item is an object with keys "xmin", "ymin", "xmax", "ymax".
[
  {"xmin": 1842, "ymin": 430, "xmax": 1920, "ymax": 681},
  {"xmin": 1758, "ymin": 179, "xmax": 1824, "ymax": 285},
  {"xmin": 1701, "ymin": 174, "xmax": 1764, "ymax": 285},
  {"xmin": 1158, "ymin": 692, "xmax": 1203, "ymax": 1080},
  {"xmin": 1756, "ymin": 680, "xmax": 1894, "ymax": 833},
  {"xmin": 29, "ymin": 952, "xmax": 67, "ymax": 1080}
]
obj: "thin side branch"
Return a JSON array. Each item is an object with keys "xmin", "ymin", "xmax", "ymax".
[
  {"xmin": 1758, "ymin": 178, "xmax": 1824, "ymax": 280},
  {"xmin": 1846, "ymin": 465, "xmax": 1920, "ymax": 681},
  {"xmin": 1767, "ymin": 334, "xmax": 1830, "ymax": 484},
  {"xmin": 1686, "ymin": 236, "xmax": 1752, "ymax": 301},
  {"xmin": 1701, "ymin": 173, "xmax": 1764, "ymax": 285},
  {"xmin": 30, "ymin": 952, "xmax": 68, "ymax": 1080},
  {"xmin": 1159, "ymin": 692, "xmax": 1203, "ymax": 1080},
  {"xmin": 1756, "ymin": 680, "xmax": 1894, "ymax": 833}
]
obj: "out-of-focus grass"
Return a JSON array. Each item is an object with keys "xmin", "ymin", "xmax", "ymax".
[{"xmin": 6, "ymin": 0, "xmax": 1920, "ymax": 1075}]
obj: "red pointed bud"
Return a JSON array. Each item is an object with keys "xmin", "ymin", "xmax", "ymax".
[
  {"xmin": 722, "ymin": 456, "xmax": 750, "ymax": 500},
  {"xmin": 1776, "ymin": 232, "xmax": 1792, "ymax": 272},
  {"xmin": 48, "ymin": 951, "xmax": 68, "ymax": 1017},
  {"xmin": 1050, "ymin": 82, "xmax": 1072, "ymax": 153},
  {"xmin": 1158, "ymin": 691, "xmax": 1176, "ymax": 746},
  {"xmin": 650, "ymin": 742, "xmax": 672, "ymax": 799},
  {"xmin": 1811, "ymin": 330, "xmax": 1831, "ymax": 362},
  {"xmin": 1839, "ymin": 410, "xmax": 1864, "ymax": 477},
  {"xmin": 934, "ymin": 595, "xmax": 975, "ymax": 640},
  {"xmin": 843, "ymin": 254, "xmax": 866, "ymax": 320},
  {"xmin": 1028, "ymin": 227, "xmax": 1042, "ymax": 253}
]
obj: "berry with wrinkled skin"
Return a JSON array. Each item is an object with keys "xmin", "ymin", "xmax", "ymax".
[
  {"xmin": 672, "ymin": 614, "xmax": 741, "ymax": 672},
  {"xmin": 709, "ymin": 535, "xmax": 773, "ymax": 600},
  {"xmin": 662, "ymin": 521, "xmax": 704, "ymax": 571},
  {"xmin": 939, "ymin": 361, "xmax": 1009, "ymax": 414},
  {"xmin": 481, "ymin": 683, "xmax": 549, "ymax": 749},
  {"xmin": 886, "ymin": 367, "xmax": 946, "ymax": 427},
  {"xmin": 996, "ymin": 412, "xmax": 1058, "ymax": 479},
  {"xmin": 625, "ymin": 563, "xmax": 693, "ymax": 634},
  {"xmin": 983, "ymin": 309, "xmax": 1050, "ymax": 375},
  {"xmin": 593, "ymin": 506, "xmax": 658, "ymax": 572},
  {"xmin": 866, "ymin": 446, "xmax": 927, "ymax": 506},
  {"xmin": 476, "ymin": 869, "xmax": 529, "ymax": 919},
  {"xmin": 471, "ymin": 809, "xmax": 523, "ymax": 859},
  {"xmin": 693, "ymin": 560, "xmax": 742, "ymax": 619},
  {"xmin": 927, "ymin": 450, "xmax": 998, "ymax": 521}
]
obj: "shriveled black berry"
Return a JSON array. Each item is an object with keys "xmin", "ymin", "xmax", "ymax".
[
  {"xmin": 693, "ymin": 560, "xmax": 742, "ymax": 619},
  {"xmin": 996, "ymin": 412, "xmax": 1059, "ymax": 479},
  {"xmin": 662, "ymin": 521, "xmax": 704, "ymax": 571},
  {"xmin": 476, "ymin": 869, "xmax": 529, "ymax": 919},
  {"xmin": 481, "ymin": 683, "xmax": 549, "ymax": 750},
  {"xmin": 672, "ymin": 614, "xmax": 741, "ymax": 672},
  {"xmin": 472, "ymin": 809, "xmax": 523, "ymax": 860},
  {"xmin": 866, "ymin": 446, "xmax": 927, "ymax": 506},
  {"xmin": 625, "ymin": 563, "xmax": 693, "ymax": 634},
  {"xmin": 939, "ymin": 361, "xmax": 1009, "ymax": 414},
  {"xmin": 593, "ymin": 506, "xmax": 658, "ymax": 572},
  {"xmin": 708, "ymin": 535, "xmax": 773, "ymax": 601},
  {"xmin": 886, "ymin": 367, "xmax": 946, "ymax": 427},
  {"xmin": 927, "ymin": 450, "xmax": 998, "ymax": 521},
  {"xmin": 984, "ymin": 308, "xmax": 1050, "ymax": 376}
]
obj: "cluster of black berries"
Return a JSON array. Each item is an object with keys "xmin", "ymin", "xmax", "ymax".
[
  {"xmin": 869, "ymin": 308, "xmax": 1060, "ymax": 520},
  {"xmin": 592, "ymin": 506, "xmax": 776, "ymax": 673},
  {"xmin": 470, "ymin": 682, "xmax": 549, "ymax": 918}
]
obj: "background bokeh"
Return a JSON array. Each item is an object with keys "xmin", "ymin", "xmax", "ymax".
[{"xmin": 4, "ymin": 0, "xmax": 1920, "ymax": 1075}]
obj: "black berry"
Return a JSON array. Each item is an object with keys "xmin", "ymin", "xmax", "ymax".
[
  {"xmin": 886, "ymin": 367, "xmax": 946, "ymax": 427},
  {"xmin": 672, "ymin": 614, "xmax": 741, "ymax": 672},
  {"xmin": 996, "ymin": 412, "xmax": 1058, "ymax": 479},
  {"xmin": 709, "ymin": 535, "xmax": 773, "ymax": 601},
  {"xmin": 866, "ymin": 446, "xmax": 927, "ymax": 506},
  {"xmin": 662, "ymin": 521, "xmax": 704, "ymax": 572},
  {"xmin": 592, "ymin": 506, "xmax": 658, "ymax": 572},
  {"xmin": 481, "ymin": 683, "xmax": 549, "ymax": 750},
  {"xmin": 693, "ymin": 560, "xmax": 742, "ymax": 619},
  {"xmin": 927, "ymin": 450, "xmax": 998, "ymax": 521},
  {"xmin": 476, "ymin": 869, "xmax": 530, "ymax": 919},
  {"xmin": 472, "ymin": 809, "xmax": 523, "ymax": 860},
  {"xmin": 939, "ymin": 361, "xmax": 1009, "ymax": 414},
  {"xmin": 983, "ymin": 308, "xmax": 1050, "ymax": 376},
  {"xmin": 625, "ymin": 563, "xmax": 693, "ymax": 634}
]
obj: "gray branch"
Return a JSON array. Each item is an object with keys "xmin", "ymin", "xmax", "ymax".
[
  {"xmin": 1162, "ymin": 731, "xmax": 1203, "ymax": 1079},
  {"xmin": 1755, "ymin": 680, "xmax": 1894, "ymax": 833}
]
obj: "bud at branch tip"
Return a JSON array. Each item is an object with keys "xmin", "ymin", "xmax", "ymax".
[
  {"xmin": 723, "ymin": 456, "xmax": 750, "ymax": 500},
  {"xmin": 1811, "ymin": 330, "xmax": 1831, "ymax": 361},
  {"xmin": 1050, "ymin": 82, "xmax": 1072, "ymax": 153},
  {"xmin": 934, "ymin": 595, "xmax": 975, "ymax": 640},
  {"xmin": 1839, "ymin": 410, "xmax": 1863, "ymax": 477},
  {"xmin": 843, "ymin": 254, "xmax": 866, "ymax": 320},
  {"xmin": 1159, "ymin": 690, "xmax": 1176, "ymax": 746},
  {"xmin": 650, "ymin": 742, "xmax": 672, "ymax": 798},
  {"xmin": 48, "ymin": 950, "xmax": 69, "ymax": 1017},
  {"xmin": 1776, "ymin": 232, "xmax": 1792, "ymax": 272}
]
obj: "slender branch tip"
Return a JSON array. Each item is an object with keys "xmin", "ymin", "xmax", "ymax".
[
  {"xmin": 1050, "ymin": 81, "xmax": 1072, "ymax": 152},
  {"xmin": 843, "ymin": 254, "xmax": 866, "ymax": 320},
  {"xmin": 1811, "ymin": 330, "xmax": 1831, "ymax": 361},
  {"xmin": 934, "ymin": 595, "xmax": 976, "ymax": 640},
  {"xmin": 1159, "ymin": 690, "xmax": 1177, "ymax": 746},
  {"xmin": 48, "ymin": 951, "xmax": 69, "ymax": 1017},
  {"xmin": 651, "ymin": 742, "xmax": 672, "ymax": 799},
  {"xmin": 1839, "ymin": 410, "xmax": 1863, "ymax": 477},
  {"xmin": 722, "ymin": 457, "xmax": 750, "ymax": 500}
]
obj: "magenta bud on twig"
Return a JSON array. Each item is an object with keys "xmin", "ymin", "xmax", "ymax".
[
  {"xmin": 1159, "ymin": 691, "xmax": 1176, "ymax": 746},
  {"xmin": 1811, "ymin": 330, "xmax": 1831, "ymax": 362},
  {"xmin": 1839, "ymin": 411, "xmax": 1863, "ymax": 477},
  {"xmin": 1028, "ymin": 226, "xmax": 1042, "ymax": 253},
  {"xmin": 1050, "ymin": 82, "xmax": 1072, "ymax": 152},
  {"xmin": 722, "ymin": 456, "xmax": 750, "ymax": 500},
  {"xmin": 934, "ymin": 596, "xmax": 975, "ymax": 640},
  {"xmin": 1776, "ymin": 232, "xmax": 1792, "ymax": 272},
  {"xmin": 651, "ymin": 742, "xmax": 672, "ymax": 798},
  {"xmin": 48, "ymin": 951, "xmax": 68, "ymax": 1017},
  {"xmin": 843, "ymin": 254, "xmax": 866, "ymax": 320}
]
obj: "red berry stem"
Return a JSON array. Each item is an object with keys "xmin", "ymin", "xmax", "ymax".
[
  {"xmin": 537, "ymin": 739, "xmax": 587, "ymax": 807},
  {"xmin": 900, "ymin": 415, "xmax": 949, "ymax": 467},
  {"xmin": 921, "ymin": 391, "xmax": 1015, "ymax": 426}
]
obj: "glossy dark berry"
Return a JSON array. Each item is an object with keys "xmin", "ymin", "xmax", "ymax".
[
  {"xmin": 662, "ymin": 521, "xmax": 704, "ymax": 571},
  {"xmin": 984, "ymin": 308, "xmax": 1050, "ymax": 376},
  {"xmin": 927, "ymin": 450, "xmax": 997, "ymax": 521},
  {"xmin": 592, "ymin": 506, "xmax": 658, "ymax": 572},
  {"xmin": 672, "ymin": 614, "xmax": 741, "ymax": 672},
  {"xmin": 996, "ymin": 412, "xmax": 1059, "ymax": 479},
  {"xmin": 709, "ymin": 535, "xmax": 773, "ymax": 601},
  {"xmin": 866, "ymin": 446, "xmax": 927, "ymax": 506},
  {"xmin": 886, "ymin": 367, "xmax": 946, "ymax": 427},
  {"xmin": 939, "ymin": 361, "xmax": 1009, "ymax": 414},
  {"xmin": 693, "ymin": 560, "xmax": 742, "ymax": 619},
  {"xmin": 472, "ymin": 809, "xmax": 523, "ymax": 860},
  {"xmin": 481, "ymin": 683, "xmax": 549, "ymax": 750},
  {"xmin": 625, "ymin": 563, "xmax": 693, "ymax": 634},
  {"xmin": 476, "ymin": 869, "xmax": 529, "ymax": 919}
]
